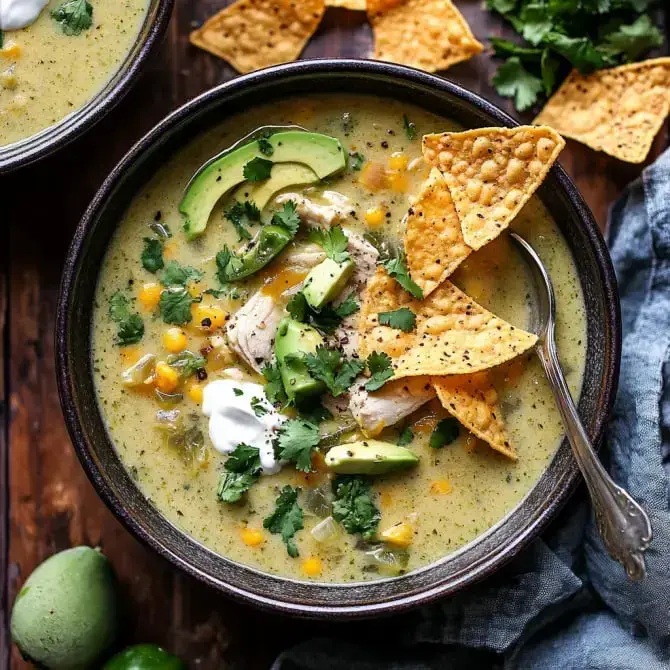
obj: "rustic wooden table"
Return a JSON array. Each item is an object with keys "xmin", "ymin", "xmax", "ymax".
[{"xmin": 1, "ymin": 2, "xmax": 668, "ymax": 668}]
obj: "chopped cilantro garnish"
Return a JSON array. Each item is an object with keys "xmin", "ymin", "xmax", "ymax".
[
  {"xmin": 159, "ymin": 287, "xmax": 197, "ymax": 325},
  {"xmin": 250, "ymin": 396, "xmax": 268, "ymax": 417},
  {"xmin": 308, "ymin": 225, "xmax": 350, "ymax": 263},
  {"xmin": 381, "ymin": 254, "xmax": 423, "ymax": 300},
  {"xmin": 332, "ymin": 476, "xmax": 380, "ymax": 540},
  {"xmin": 166, "ymin": 351, "xmax": 206, "ymax": 379},
  {"xmin": 51, "ymin": 0, "xmax": 93, "ymax": 35},
  {"xmin": 243, "ymin": 157, "xmax": 273, "ymax": 182},
  {"xmin": 224, "ymin": 201, "xmax": 261, "ymax": 241},
  {"xmin": 216, "ymin": 443, "xmax": 262, "ymax": 503},
  {"xmin": 397, "ymin": 426, "xmax": 414, "ymax": 446},
  {"xmin": 286, "ymin": 292, "xmax": 359, "ymax": 334},
  {"xmin": 116, "ymin": 314, "xmax": 144, "ymax": 347},
  {"xmin": 296, "ymin": 400, "xmax": 332, "ymax": 425},
  {"xmin": 492, "ymin": 57, "xmax": 545, "ymax": 111},
  {"xmin": 271, "ymin": 200, "xmax": 301, "ymax": 236},
  {"xmin": 261, "ymin": 362, "xmax": 288, "ymax": 407},
  {"xmin": 364, "ymin": 351, "xmax": 394, "ymax": 392},
  {"xmin": 378, "ymin": 307, "xmax": 416, "ymax": 333},
  {"xmin": 263, "ymin": 485, "xmax": 304, "ymax": 557},
  {"xmin": 109, "ymin": 291, "xmax": 130, "ymax": 322},
  {"xmin": 159, "ymin": 260, "xmax": 203, "ymax": 287},
  {"xmin": 334, "ymin": 293, "xmax": 360, "ymax": 319},
  {"xmin": 304, "ymin": 345, "xmax": 365, "ymax": 397},
  {"xmin": 276, "ymin": 419, "xmax": 320, "ymax": 473},
  {"xmin": 141, "ymin": 238, "xmax": 164, "ymax": 274},
  {"xmin": 349, "ymin": 151, "xmax": 365, "ymax": 171},
  {"xmin": 402, "ymin": 114, "xmax": 417, "ymax": 141},
  {"xmin": 233, "ymin": 388, "xmax": 244, "ymax": 397},
  {"xmin": 429, "ymin": 418, "xmax": 460, "ymax": 449},
  {"xmin": 257, "ymin": 136, "xmax": 274, "ymax": 156}
]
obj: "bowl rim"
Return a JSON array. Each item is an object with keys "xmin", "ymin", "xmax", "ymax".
[
  {"xmin": 56, "ymin": 58, "xmax": 621, "ymax": 618},
  {"xmin": 0, "ymin": 0, "xmax": 174, "ymax": 173}
]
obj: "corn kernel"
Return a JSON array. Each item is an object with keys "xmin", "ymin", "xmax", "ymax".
[
  {"xmin": 365, "ymin": 207, "xmax": 385, "ymax": 228},
  {"xmin": 138, "ymin": 283, "xmax": 161, "ymax": 311},
  {"xmin": 379, "ymin": 491, "xmax": 394, "ymax": 509},
  {"xmin": 380, "ymin": 522, "xmax": 413, "ymax": 548},
  {"xmin": 162, "ymin": 327, "xmax": 187, "ymax": 353},
  {"xmin": 240, "ymin": 527, "xmax": 264, "ymax": 547},
  {"xmin": 388, "ymin": 171, "xmax": 408, "ymax": 193},
  {"xmin": 302, "ymin": 557, "xmax": 323, "ymax": 577},
  {"xmin": 1, "ymin": 43, "xmax": 22, "ymax": 59},
  {"xmin": 186, "ymin": 382, "xmax": 204, "ymax": 404},
  {"xmin": 154, "ymin": 361, "xmax": 180, "ymax": 393},
  {"xmin": 430, "ymin": 480, "xmax": 452, "ymax": 495},
  {"xmin": 389, "ymin": 152, "xmax": 408, "ymax": 171},
  {"xmin": 192, "ymin": 303, "xmax": 227, "ymax": 330},
  {"xmin": 163, "ymin": 242, "xmax": 177, "ymax": 259}
]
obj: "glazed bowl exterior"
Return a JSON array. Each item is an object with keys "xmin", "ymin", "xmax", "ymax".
[
  {"xmin": 56, "ymin": 59, "xmax": 621, "ymax": 618},
  {"xmin": 0, "ymin": 0, "xmax": 174, "ymax": 173}
]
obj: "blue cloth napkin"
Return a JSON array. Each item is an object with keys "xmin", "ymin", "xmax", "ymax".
[{"xmin": 273, "ymin": 149, "xmax": 670, "ymax": 670}]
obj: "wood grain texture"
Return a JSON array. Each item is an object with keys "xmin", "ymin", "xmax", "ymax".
[{"xmin": 1, "ymin": 1, "xmax": 668, "ymax": 668}]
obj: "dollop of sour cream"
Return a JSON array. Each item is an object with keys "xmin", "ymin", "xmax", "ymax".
[
  {"xmin": 202, "ymin": 379, "xmax": 285, "ymax": 475},
  {"xmin": 0, "ymin": 0, "xmax": 50, "ymax": 30}
]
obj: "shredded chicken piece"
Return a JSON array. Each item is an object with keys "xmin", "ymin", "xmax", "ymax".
[{"xmin": 275, "ymin": 191, "xmax": 352, "ymax": 228}]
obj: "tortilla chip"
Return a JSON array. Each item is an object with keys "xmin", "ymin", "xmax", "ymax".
[
  {"xmin": 433, "ymin": 373, "xmax": 516, "ymax": 460},
  {"xmin": 423, "ymin": 126, "xmax": 565, "ymax": 250},
  {"xmin": 326, "ymin": 0, "xmax": 366, "ymax": 8},
  {"xmin": 190, "ymin": 0, "xmax": 325, "ymax": 74},
  {"xmin": 359, "ymin": 268, "xmax": 537, "ymax": 379},
  {"xmin": 366, "ymin": 0, "xmax": 483, "ymax": 73},
  {"xmin": 404, "ymin": 168, "xmax": 472, "ymax": 297},
  {"xmin": 533, "ymin": 59, "xmax": 670, "ymax": 164}
]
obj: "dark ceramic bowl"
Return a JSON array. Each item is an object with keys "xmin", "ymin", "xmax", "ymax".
[
  {"xmin": 0, "ymin": 0, "xmax": 173, "ymax": 173},
  {"xmin": 56, "ymin": 59, "xmax": 621, "ymax": 618}
]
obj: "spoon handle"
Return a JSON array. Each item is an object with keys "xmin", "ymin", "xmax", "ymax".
[{"xmin": 537, "ymin": 335, "xmax": 652, "ymax": 581}]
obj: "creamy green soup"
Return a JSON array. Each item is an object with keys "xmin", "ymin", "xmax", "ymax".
[
  {"xmin": 91, "ymin": 95, "xmax": 586, "ymax": 583},
  {"xmin": 0, "ymin": 0, "xmax": 147, "ymax": 148}
]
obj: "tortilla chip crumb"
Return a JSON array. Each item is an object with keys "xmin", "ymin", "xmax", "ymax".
[
  {"xmin": 533, "ymin": 58, "xmax": 670, "ymax": 164},
  {"xmin": 190, "ymin": 0, "xmax": 326, "ymax": 74},
  {"xmin": 366, "ymin": 0, "xmax": 483, "ymax": 73},
  {"xmin": 433, "ymin": 373, "xmax": 516, "ymax": 460},
  {"xmin": 404, "ymin": 168, "xmax": 472, "ymax": 297},
  {"xmin": 423, "ymin": 126, "xmax": 564, "ymax": 250},
  {"xmin": 326, "ymin": 0, "xmax": 366, "ymax": 8},
  {"xmin": 359, "ymin": 268, "xmax": 537, "ymax": 379}
]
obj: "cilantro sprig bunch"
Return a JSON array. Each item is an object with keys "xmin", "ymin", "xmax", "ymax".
[{"xmin": 488, "ymin": 0, "xmax": 664, "ymax": 111}]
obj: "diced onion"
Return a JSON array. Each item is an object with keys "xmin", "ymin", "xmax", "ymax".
[{"xmin": 311, "ymin": 516, "xmax": 340, "ymax": 544}]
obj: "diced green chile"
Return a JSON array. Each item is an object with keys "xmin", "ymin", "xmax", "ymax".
[{"xmin": 221, "ymin": 225, "xmax": 293, "ymax": 281}]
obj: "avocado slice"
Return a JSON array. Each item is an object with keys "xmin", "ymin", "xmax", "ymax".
[
  {"xmin": 180, "ymin": 131, "xmax": 346, "ymax": 239},
  {"xmin": 302, "ymin": 257, "xmax": 355, "ymax": 310},
  {"xmin": 275, "ymin": 318, "xmax": 325, "ymax": 403},
  {"xmin": 325, "ymin": 440, "xmax": 419, "ymax": 475},
  {"xmin": 232, "ymin": 163, "xmax": 319, "ymax": 210}
]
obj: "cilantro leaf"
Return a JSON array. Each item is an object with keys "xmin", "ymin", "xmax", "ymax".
[
  {"xmin": 263, "ymin": 485, "xmax": 304, "ymax": 557},
  {"xmin": 243, "ymin": 157, "xmax": 273, "ymax": 182},
  {"xmin": 518, "ymin": 3, "xmax": 553, "ymax": 45},
  {"xmin": 166, "ymin": 350, "xmax": 206, "ymax": 379},
  {"xmin": 217, "ymin": 443, "xmax": 261, "ymax": 503},
  {"xmin": 251, "ymin": 396, "xmax": 268, "ymax": 417},
  {"xmin": 141, "ymin": 238, "xmax": 164, "ymax": 274},
  {"xmin": 286, "ymin": 292, "xmax": 350, "ymax": 335},
  {"xmin": 381, "ymin": 254, "xmax": 423, "ymax": 299},
  {"xmin": 271, "ymin": 200, "xmax": 301, "ymax": 236},
  {"xmin": 109, "ymin": 291, "xmax": 130, "ymax": 322},
  {"xmin": 349, "ymin": 151, "xmax": 365, "ymax": 171},
  {"xmin": 159, "ymin": 287, "xmax": 196, "ymax": 325},
  {"xmin": 332, "ymin": 476, "xmax": 380, "ymax": 540},
  {"xmin": 276, "ymin": 419, "xmax": 320, "ymax": 472},
  {"xmin": 215, "ymin": 247, "xmax": 246, "ymax": 284},
  {"xmin": 429, "ymin": 418, "xmax": 460, "ymax": 449},
  {"xmin": 258, "ymin": 137, "xmax": 274, "ymax": 156},
  {"xmin": 262, "ymin": 362, "xmax": 288, "ymax": 407},
  {"xmin": 159, "ymin": 260, "xmax": 203, "ymax": 287},
  {"xmin": 304, "ymin": 345, "xmax": 366, "ymax": 397},
  {"xmin": 540, "ymin": 48, "xmax": 561, "ymax": 95},
  {"xmin": 365, "ymin": 351, "xmax": 394, "ymax": 392},
  {"xmin": 492, "ymin": 57, "xmax": 544, "ymax": 111},
  {"xmin": 544, "ymin": 33, "xmax": 612, "ymax": 72},
  {"xmin": 334, "ymin": 293, "xmax": 360, "ymax": 319},
  {"xmin": 402, "ymin": 114, "xmax": 417, "ymax": 141},
  {"xmin": 602, "ymin": 14, "xmax": 663, "ymax": 61},
  {"xmin": 297, "ymin": 400, "xmax": 333, "ymax": 424},
  {"xmin": 308, "ymin": 226, "xmax": 350, "ymax": 263},
  {"xmin": 117, "ymin": 314, "xmax": 144, "ymax": 347},
  {"xmin": 51, "ymin": 0, "xmax": 92, "ymax": 35},
  {"xmin": 225, "ymin": 201, "xmax": 261, "ymax": 242},
  {"xmin": 378, "ymin": 307, "xmax": 416, "ymax": 332},
  {"xmin": 397, "ymin": 426, "xmax": 414, "ymax": 446},
  {"xmin": 490, "ymin": 37, "xmax": 543, "ymax": 59},
  {"xmin": 486, "ymin": 0, "xmax": 517, "ymax": 13}
]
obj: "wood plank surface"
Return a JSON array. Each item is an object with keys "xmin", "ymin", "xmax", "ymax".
[{"xmin": 1, "ymin": 1, "xmax": 667, "ymax": 668}]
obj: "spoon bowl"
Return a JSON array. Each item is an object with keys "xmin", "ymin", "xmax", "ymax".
[{"xmin": 510, "ymin": 232, "xmax": 652, "ymax": 580}]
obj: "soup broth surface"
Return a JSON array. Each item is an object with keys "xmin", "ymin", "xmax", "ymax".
[{"xmin": 92, "ymin": 95, "xmax": 587, "ymax": 582}]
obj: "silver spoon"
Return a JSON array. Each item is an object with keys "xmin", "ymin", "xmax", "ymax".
[{"xmin": 510, "ymin": 232, "xmax": 652, "ymax": 580}]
